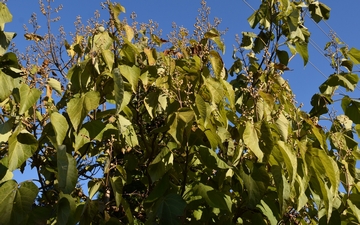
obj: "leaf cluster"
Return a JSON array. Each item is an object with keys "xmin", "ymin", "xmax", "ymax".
[{"xmin": 0, "ymin": 1, "xmax": 360, "ymax": 224}]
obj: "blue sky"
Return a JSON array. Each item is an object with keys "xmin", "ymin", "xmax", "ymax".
[
  {"xmin": 7, "ymin": 1, "xmax": 360, "ymax": 185},
  {"xmin": 6, "ymin": 1, "xmax": 359, "ymax": 111}
]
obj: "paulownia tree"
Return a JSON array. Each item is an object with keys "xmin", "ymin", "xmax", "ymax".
[{"xmin": 1, "ymin": 0, "xmax": 360, "ymax": 224}]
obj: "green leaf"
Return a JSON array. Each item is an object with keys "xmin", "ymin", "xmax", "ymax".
[
  {"xmin": 50, "ymin": 112, "xmax": 69, "ymax": 146},
  {"xmin": 167, "ymin": 113, "xmax": 184, "ymax": 145},
  {"xmin": 67, "ymin": 91, "xmax": 100, "ymax": 132},
  {"xmin": 204, "ymin": 77, "xmax": 225, "ymax": 104},
  {"xmin": 112, "ymin": 68, "xmax": 124, "ymax": 115},
  {"xmin": 47, "ymin": 78, "xmax": 62, "ymax": 95},
  {"xmin": 240, "ymin": 162, "xmax": 269, "ymax": 207},
  {"xmin": 13, "ymin": 181, "xmax": 39, "ymax": 222},
  {"xmin": 270, "ymin": 165, "xmax": 290, "ymax": 214},
  {"xmin": 74, "ymin": 120, "xmax": 107, "ymax": 151},
  {"xmin": 0, "ymin": 180, "xmax": 39, "ymax": 225},
  {"xmin": 355, "ymin": 124, "xmax": 360, "ymax": 139},
  {"xmin": 295, "ymin": 42, "xmax": 308, "ymax": 66},
  {"xmin": 0, "ymin": 3, "xmax": 12, "ymax": 26},
  {"xmin": 342, "ymin": 98, "xmax": 360, "ymax": 124},
  {"xmin": 57, "ymin": 145, "xmax": 78, "ymax": 194},
  {"xmin": 319, "ymin": 3, "xmax": 331, "ymax": 20},
  {"xmin": 108, "ymin": 2, "xmax": 125, "ymax": 26},
  {"xmin": 148, "ymin": 147, "xmax": 174, "ymax": 182},
  {"xmin": 145, "ymin": 175, "xmax": 170, "ymax": 203},
  {"xmin": 309, "ymin": 93, "xmax": 330, "ymax": 117},
  {"xmin": 0, "ymin": 180, "xmax": 17, "ymax": 224},
  {"xmin": 197, "ymin": 145, "xmax": 230, "ymax": 170},
  {"xmin": 0, "ymin": 31, "xmax": 16, "ymax": 55},
  {"xmin": 66, "ymin": 58, "xmax": 93, "ymax": 93},
  {"xmin": 57, "ymin": 193, "xmax": 76, "ymax": 225},
  {"xmin": 78, "ymin": 199, "xmax": 100, "ymax": 224},
  {"xmin": 277, "ymin": 141, "xmax": 297, "ymax": 186},
  {"xmin": 325, "ymin": 73, "xmax": 359, "ymax": 91},
  {"xmin": 119, "ymin": 64, "xmax": 140, "ymax": 93},
  {"xmin": 144, "ymin": 91, "xmax": 159, "ymax": 118},
  {"xmin": 195, "ymin": 94, "xmax": 207, "ymax": 125},
  {"xmin": 204, "ymin": 28, "xmax": 225, "ymax": 54},
  {"xmin": 222, "ymin": 80, "xmax": 235, "ymax": 110},
  {"xmin": 276, "ymin": 50, "xmax": 289, "ymax": 66},
  {"xmin": 0, "ymin": 164, "xmax": 13, "ymax": 183},
  {"xmin": 88, "ymin": 179, "xmax": 102, "ymax": 200},
  {"xmin": 192, "ymin": 182, "xmax": 232, "ymax": 212},
  {"xmin": 308, "ymin": 147, "xmax": 339, "ymax": 196},
  {"xmin": 243, "ymin": 121, "xmax": 264, "ymax": 161},
  {"xmin": 18, "ymin": 83, "xmax": 41, "ymax": 115},
  {"xmin": 144, "ymin": 47, "xmax": 156, "ymax": 65},
  {"xmin": 347, "ymin": 199, "xmax": 360, "ymax": 223},
  {"xmin": 209, "ymin": 50, "xmax": 225, "ymax": 79},
  {"xmin": 349, "ymin": 47, "xmax": 360, "ymax": 65},
  {"xmin": 117, "ymin": 115, "xmax": 139, "ymax": 147},
  {"xmin": 240, "ymin": 32, "xmax": 257, "ymax": 50},
  {"xmin": 0, "ymin": 69, "xmax": 16, "ymax": 101},
  {"xmin": 8, "ymin": 129, "xmax": 38, "ymax": 171},
  {"xmin": 120, "ymin": 43, "xmax": 137, "ymax": 64},
  {"xmin": 341, "ymin": 60, "xmax": 353, "ymax": 72},
  {"xmin": 121, "ymin": 198, "xmax": 134, "ymax": 224},
  {"xmin": 0, "ymin": 117, "xmax": 14, "ymax": 143},
  {"xmin": 102, "ymin": 49, "xmax": 114, "ymax": 71},
  {"xmin": 110, "ymin": 176, "xmax": 123, "ymax": 208},
  {"xmin": 91, "ymin": 31, "xmax": 113, "ymax": 52},
  {"xmin": 276, "ymin": 113, "xmax": 289, "ymax": 141},
  {"xmin": 152, "ymin": 193, "xmax": 186, "ymax": 225},
  {"xmin": 256, "ymin": 200, "xmax": 278, "ymax": 225},
  {"xmin": 309, "ymin": 2, "xmax": 331, "ymax": 23}
]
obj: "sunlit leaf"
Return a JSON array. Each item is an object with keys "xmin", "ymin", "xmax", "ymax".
[
  {"xmin": 256, "ymin": 200, "xmax": 278, "ymax": 225},
  {"xmin": 67, "ymin": 91, "xmax": 100, "ymax": 132},
  {"xmin": 349, "ymin": 47, "xmax": 360, "ymax": 65},
  {"xmin": 240, "ymin": 162, "xmax": 269, "ymax": 207},
  {"xmin": 74, "ymin": 120, "xmax": 107, "ymax": 151},
  {"xmin": 110, "ymin": 176, "xmax": 123, "ymax": 208},
  {"xmin": 119, "ymin": 64, "xmax": 140, "ymax": 93},
  {"xmin": 124, "ymin": 24, "xmax": 134, "ymax": 42},
  {"xmin": 8, "ymin": 129, "xmax": 38, "ymax": 171},
  {"xmin": 0, "ymin": 3, "xmax": 12, "ymax": 26},
  {"xmin": 18, "ymin": 83, "xmax": 41, "ymax": 115},
  {"xmin": 57, "ymin": 145, "xmax": 78, "ymax": 194},
  {"xmin": 0, "ymin": 117, "xmax": 14, "ymax": 143},
  {"xmin": 112, "ymin": 68, "xmax": 124, "ymax": 114},
  {"xmin": 47, "ymin": 78, "xmax": 62, "ymax": 95},
  {"xmin": 295, "ymin": 42, "xmax": 308, "ymax": 66},
  {"xmin": 144, "ymin": 47, "xmax": 156, "ymax": 66},
  {"xmin": 117, "ymin": 115, "xmax": 139, "ymax": 147},
  {"xmin": 204, "ymin": 28, "xmax": 225, "ymax": 54},
  {"xmin": 0, "ymin": 180, "xmax": 17, "ymax": 224},
  {"xmin": 102, "ymin": 49, "xmax": 114, "ymax": 71},
  {"xmin": 197, "ymin": 145, "xmax": 230, "ymax": 170},
  {"xmin": 148, "ymin": 148, "xmax": 174, "ymax": 182},
  {"xmin": 88, "ymin": 179, "xmax": 102, "ymax": 200},
  {"xmin": 51, "ymin": 112, "xmax": 69, "ymax": 146},
  {"xmin": 192, "ymin": 183, "xmax": 232, "ymax": 212},
  {"xmin": 209, "ymin": 50, "xmax": 225, "ymax": 79},
  {"xmin": 14, "ymin": 181, "xmax": 39, "ymax": 216},
  {"xmin": 244, "ymin": 121, "xmax": 263, "ymax": 161}
]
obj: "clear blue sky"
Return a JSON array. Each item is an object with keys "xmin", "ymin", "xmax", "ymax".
[{"xmin": 7, "ymin": 1, "xmax": 360, "ymax": 184}]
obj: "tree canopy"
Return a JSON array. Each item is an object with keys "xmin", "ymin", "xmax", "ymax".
[{"xmin": 1, "ymin": 0, "xmax": 360, "ymax": 224}]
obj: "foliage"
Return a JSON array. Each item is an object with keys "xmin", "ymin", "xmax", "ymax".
[{"xmin": 0, "ymin": 0, "xmax": 360, "ymax": 224}]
